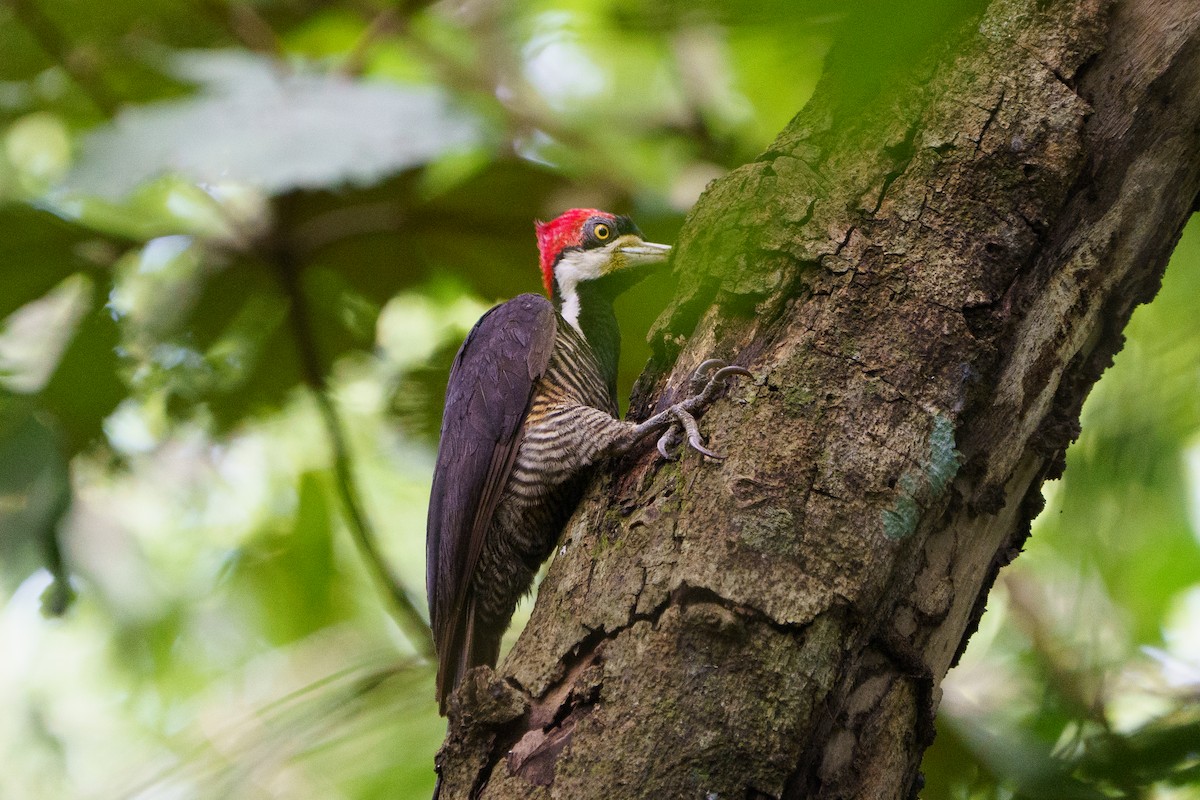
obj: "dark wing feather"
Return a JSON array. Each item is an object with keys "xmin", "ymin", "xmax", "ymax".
[{"xmin": 425, "ymin": 293, "xmax": 557, "ymax": 706}]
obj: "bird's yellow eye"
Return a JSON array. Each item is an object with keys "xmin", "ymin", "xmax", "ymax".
[{"xmin": 593, "ymin": 223, "xmax": 611, "ymax": 240}]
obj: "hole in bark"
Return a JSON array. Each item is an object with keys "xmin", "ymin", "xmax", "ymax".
[
  {"xmin": 1023, "ymin": 163, "xmax": 1038, "ymax": 177},
  {"xmin": 963, "ymin": 304, "xmax": 999, "ymax": 341},
  {"xmin": 984, "ymin": 242, "xmax": 1003, "ymax": 257}
]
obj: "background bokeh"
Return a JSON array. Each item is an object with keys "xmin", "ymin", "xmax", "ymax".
[{"xmin": 0, "ymin": 1, "xmax": 1195, "ymax": 798}]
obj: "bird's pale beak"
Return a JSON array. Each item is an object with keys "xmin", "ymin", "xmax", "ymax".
[{"xmin": 615, "ymin": 240, "xmax": 672, "ymax": 268}]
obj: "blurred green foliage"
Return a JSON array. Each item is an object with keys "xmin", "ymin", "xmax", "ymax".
[{"xmin": 0, "ymin": 0, "xmax": 1195, "ymax": 798}]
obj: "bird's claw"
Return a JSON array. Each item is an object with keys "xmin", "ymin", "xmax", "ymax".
[
  {"xmin": 656, "ymin": 425, "xmax": 683, "ymax": 460},
  {"xmin": 689, "ymin": 359, "xmax": 754, "ymax": 401},
  {"xmin": 655, "ymin": 408, "xmax": 721, "ymax": 460},
  {"xmin": 689, "ymin": 359, "xmax": 729, "ymax": 393},
  {"xmin": 671, "ymin": 407, "xmax": 723, "ymax": 459}
]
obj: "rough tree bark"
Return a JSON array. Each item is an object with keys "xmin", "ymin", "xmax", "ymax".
[{"xmin": 435, "ymin": 0, "xmax": 1200, "ymax": 796}]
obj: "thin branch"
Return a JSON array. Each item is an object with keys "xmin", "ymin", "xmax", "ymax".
[
  {"xmin": 269, "ymin": 239, "xmax": 435, "ymax": 658},
  {"xmin": 198, "ymin": 0, "xmax": 284, "ymax": 58},
  {"xmin": 339, "ymin": 8, "xmax": 400, "ymax": 77},
  {"xmin": 1004, "ymin": 572, "xmax": 1110, "ymax": 729},
  {"xmin": 289, "ymin": 201, "xmax": 406, "ymax": 257},
  {"xmin": 6, "ymin": 0, "xmax": 117, "ymax": 115},
  {"xmin": 41, "ymin": 487, "xmax": 75, "ymax": 616}
]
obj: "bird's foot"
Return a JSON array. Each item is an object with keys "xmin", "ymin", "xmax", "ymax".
[{"xmin": 655, "ymin": 360, "xmax": 753, "ymax": 460}]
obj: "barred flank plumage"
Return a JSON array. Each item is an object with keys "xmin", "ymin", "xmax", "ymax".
[{"xmin": 471, "ymin": 320, "xmax": 613, "ymax": 621}]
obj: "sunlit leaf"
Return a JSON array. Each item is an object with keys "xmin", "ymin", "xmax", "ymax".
[
  {"xmin": 0, "ymin": 273, "xmax": 91, "ymax": 394},
  {"xmin": 48, "ymin": 177, "xmax": 262, "ymax": 242}
]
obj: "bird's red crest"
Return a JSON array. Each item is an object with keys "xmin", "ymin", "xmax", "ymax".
[{"xmin": 535, "ymin": 208, "xmax": 613, "ymax": 297}]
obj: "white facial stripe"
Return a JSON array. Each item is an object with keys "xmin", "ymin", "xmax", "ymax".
[
  {"xmin": 554, "ymin": 244, "xmax": 619, "ymax": 334},
  {"xmin": 555, "ymin": 246, "xmax": 613, "ymax": 289},
  {"xmin": 560, "ymin": 291, "xmax": 582, "ymax": 333}
]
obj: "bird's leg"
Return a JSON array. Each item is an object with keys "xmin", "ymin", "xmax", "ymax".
[{"xmin": 627, "ymin": 360, "xmax": 753, "ymax": 460}]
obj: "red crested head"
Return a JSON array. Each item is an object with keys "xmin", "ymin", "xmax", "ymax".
[{"xmin": 535, "ymin": 208, "xmax": 615, "ymax": 297}]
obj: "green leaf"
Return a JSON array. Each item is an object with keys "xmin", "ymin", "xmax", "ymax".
[
  {"xmin": 0, "ymin": 204, "xmax": 101, "ymax": 320},
  {"xmin": 1080, "ymin": 710, "xmax": 1200, "ymax": 787},
  {"xmin": 38, "ymin": 279, "xmax": 126, "ymax": 452},
  {"xmin": 0, "ymin": 264, "xmax": 124, "ymax": 453}
]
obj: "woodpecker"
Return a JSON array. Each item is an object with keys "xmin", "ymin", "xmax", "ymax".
[{"xmin": 426, "ymin": 208, "xmax": 748, "ymax": 713}]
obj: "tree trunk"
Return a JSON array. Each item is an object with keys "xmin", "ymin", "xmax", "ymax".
[{"xmin": 434, "ymin": 0, "xmax": 1200, "ymax": 796}]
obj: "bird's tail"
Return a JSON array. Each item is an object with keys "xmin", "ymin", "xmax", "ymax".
[{"xmin": 437, "ymin": 595, "xmax": 502, "ymax": 715}]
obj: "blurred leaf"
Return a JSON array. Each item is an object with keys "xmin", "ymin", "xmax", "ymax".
[
  {"xmin": 4, "ymin": 111, "xmax": 71, "ymax": 192},
  {"xmin": 232, "ymin": 472, "xmax": 348, "ymax": 644},
  {"xmin": 387, "ymin": 338, "xmax": 460, "ymax": 444},
  {"xmin": 0, "ymin": 406, "xmax": 69, "ymax": 592},
  {"xmin": 66, "ymin": 50, "xmax": 484, "ymax": 199},
  {"xmin": 1080, "ymin": 709, "xmax": 1200, "ymax": 788},
  {"xmin": 50, "ymin": 176, "xmax": 261, "ymax": 242},
  {"xmin": 304, "ymin": 266, "xmax": 381, "ymax": 349},
  {"xmin": 0, "ymin": 272, "xmax": 90, "ymax": 394},
  {"xmin": 944, "ymin": 715, "xmax": 1113, "ymax": 800},
  {"xmin": 108, "ymin": 242, "xmax": 295, "ymax": 428},
  {"xmin": 377, "ymin": 284, "xmax": 491, "ymax": 443},
  {"xmin": 0, "ymin": 204, "xmax": 102, "ymax": 319},
  {"xmin": 0, "ymin": 265, "xmax": 123, "ymax": 453},
  {"xmin": 39, "ymin": 276, "xmax": 127, "ymax": 452}
]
